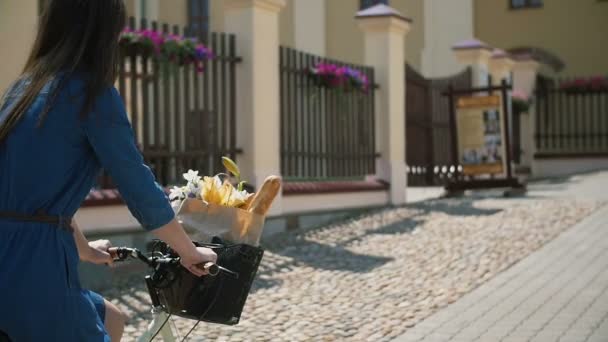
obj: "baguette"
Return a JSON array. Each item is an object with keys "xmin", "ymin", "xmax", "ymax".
[{"xmin": 246, "ymin": 176, "xmax": 281, "ymax": 216}]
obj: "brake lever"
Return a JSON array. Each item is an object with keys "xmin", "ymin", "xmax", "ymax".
[
  {"xmin": 199, "ymin": 262, "xmax": 239, "ymax": 279},
  {"xmin": 216, "ymin": 265, "xmax": 239, "ymax": 279}
]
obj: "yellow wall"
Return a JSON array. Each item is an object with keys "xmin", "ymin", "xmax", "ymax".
[
  {"xmin": 326, "ymin": 0, "xmax": 363, "ymax": 64},
  {"xmin": 326, "ymin": 0, "xmax": 424, "ymax": 70},
  {"xmin": 421, "ymin": 0, "xmax": 473, "ymax": 78},
  {"xmin": 279, "ymin": 0, "xmax": 295, "ymax": 48},
  {"xmin": 474, "ymin": 0, "xmax": 608, "ymax": 76},
  {"xmin": 393, "ymin": 0, "xmax": 424, "ymax": 72},
  {"xmin": 158, "ymin": 0, "xmax": 188, "ymax": 26},
  {"xmin": 0, "ymin": 0, "xmax": 38, "ymax": 95}
]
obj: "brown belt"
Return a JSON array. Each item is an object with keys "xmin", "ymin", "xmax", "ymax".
[{"xmin": 0, "ymin": 210, "xmax": 73, "ymax": 232}]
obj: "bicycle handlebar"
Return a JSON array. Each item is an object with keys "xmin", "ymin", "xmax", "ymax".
[{"xmin": 108, "ymin": 247, "xmax": 220, "ymax": 276}]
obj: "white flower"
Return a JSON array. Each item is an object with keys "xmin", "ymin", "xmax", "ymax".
[
  {"xmin": 231, "ymin": 188, "xmax": 250, "ymax": 202},
  {"xmin": 170, "ymin": 200, "xmax": 181, "ymax": 213},
  {"xmin": 186, "ymin": 181, "xmax": 200, "ymax": 198},
  {"xmin": 183, "ymin": 170, "xmax": 201, "ymax": 184},
  {"xmin": 169, "ymin": 186, "xmax": 186, "ymax": 201},
  {"xmin": 212, "ymin": 175, "xmax": 222, "ymax": 188}
]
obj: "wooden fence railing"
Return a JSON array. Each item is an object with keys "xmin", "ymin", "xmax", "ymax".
[
  {"xmin": 279, "ymin": 46, "xmax": 377, "ymax": 180},
  {"xmin": 535, "ymin": 78, "xmax": 608, "ymax": 157},
  {"xmin": 97, "ymin": 17, "xmax": 241, "ymax": 189}
]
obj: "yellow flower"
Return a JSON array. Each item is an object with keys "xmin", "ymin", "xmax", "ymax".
[
  {"xmin": 219, "ymin": 180, "xmax": 234, "ymax": 206},
  {"xmin": 198, "ymin": 174, "xmax": 252, "ymax": 208},
  {"xmin": 200, "ymin": 176, "xmax": 223, "ymax": 205},
  {"xmin": 222, "ymin": 156, "xmax": 241, "ymax": 179}
]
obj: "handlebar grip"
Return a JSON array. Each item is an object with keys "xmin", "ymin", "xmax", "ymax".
[
  {"xmin": 108, "ymin": 247, "xmax": 133, "ymax": 261},
  {"xmin": 108, "ymin": 247, "xmax": 119, "ymax": 259},
  {"xmin": 197, "ymin": 262, "xmax": 219, "ymax": 276}
]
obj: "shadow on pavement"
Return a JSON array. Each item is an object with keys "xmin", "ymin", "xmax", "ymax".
[{"xmin": 257, "ymin": 196, "xmax": 507, "ymax": 289}]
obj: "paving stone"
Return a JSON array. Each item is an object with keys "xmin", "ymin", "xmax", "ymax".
[{"xmin": 97, "ymin": 198, "xmax": 602, "ymax": 341}]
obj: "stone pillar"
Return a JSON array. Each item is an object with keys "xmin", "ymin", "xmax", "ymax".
[
  {"xmin": 452, "ymin": 39, "xmax": 493, "ymax": 88},
  {"xmin": 356, "ymin": 4, "xmax": 411, "ymax": 205},
  {"xmin": 512, "ymin": 56, "xmax": 541, "ymax": 97},
  {"xmin": 512, "ymin": 56, "xmax": 541, "ymax": 173},
  {"xmin": 224, "ymin": 0, "xmax": 286, "ymax": 215},
  {"xmin": 488, "ymin": 49, "xmax": 515, "ymax": 86}
]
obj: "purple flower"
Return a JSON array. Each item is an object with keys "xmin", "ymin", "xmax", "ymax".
[{"xmin": 309, "ymin": 62, "xmax": 370, "ymax": 92}]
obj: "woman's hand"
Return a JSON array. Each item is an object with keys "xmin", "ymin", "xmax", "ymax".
[
  {"xmin": 82, "ymin": 239, "xmax": 114, "ymax": 265},
  {"xmin": 179, "ymin": 247, "xmax": 218, "ymax": 277},
  {"xmin": 152, "ymin": 219, "xmax": 218, "ymax": 277}
]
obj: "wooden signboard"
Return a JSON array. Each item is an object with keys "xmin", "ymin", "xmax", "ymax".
[
  {"xmin": 456, "ymin": 94, "xmax": 506, "ymax": 176},
  {"xmin": 443, "ymin": 80, "xmax": 524, "ymax": 193}
]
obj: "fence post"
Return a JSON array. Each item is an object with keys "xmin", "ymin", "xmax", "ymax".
[
  {"xmin": 512, "ymin": 57, "xmax": 540, "ymax": 174},
  {"xmin": 356, "ymin": 5, "xmax": 411, "ymax": 205},
  {"xmin": 452, "ymin": 39, "xmax": 492, "ymax": 88},
  {"xmin": 224, "ymin": 0, "xmax": 286, "ymax": 215},
  {"xmin": 488, "ymin": 49, "xmax": 516, "ymax": 172}
]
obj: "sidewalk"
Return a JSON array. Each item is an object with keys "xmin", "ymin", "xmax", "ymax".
[{"xmin": 394, "ymin": 172, "xmax": 608, "ymax": 342}]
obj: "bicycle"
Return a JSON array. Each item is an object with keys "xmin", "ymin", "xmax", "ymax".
[{"xmin": 109, "ymin": 246, "xmax": 235, "ymax": 342}]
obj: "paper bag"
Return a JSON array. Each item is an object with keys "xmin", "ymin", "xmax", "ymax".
[{"xmin": 176, "ymin": 199, "xmax": 265, "ymax": 246}]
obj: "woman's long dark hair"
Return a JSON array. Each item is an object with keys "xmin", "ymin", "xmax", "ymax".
[{"xmin": 0, "ymin": 0, "xmax": 126, "ymax": 144}]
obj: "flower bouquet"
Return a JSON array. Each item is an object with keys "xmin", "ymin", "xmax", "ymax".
[{"xmin": 169, "ymin": 157, "xmax": 281, "ymax": 246}]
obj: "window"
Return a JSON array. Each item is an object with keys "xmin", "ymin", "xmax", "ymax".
[
  {"xmin": 189, "ymin": 0, "xmax": 210, "ymax": 41},
  {"xmin": 510, "ymin": 0, "xmax": 543, "ymax": 9},
  {"xmin": 360, "ymin": 0, "xmax": 389, "ymax": 10}
]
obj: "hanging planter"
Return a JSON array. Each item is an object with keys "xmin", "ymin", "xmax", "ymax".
[
  {"xmin": 511, "ymin": 89, "xmax": 531, "ymax": 114},
  {"xmin": 119, "ymin": 28, "xmax": 213, "ymax": 73},
  {"xmin": 306, "ymin": 62, "xmax": 370, "ymax": 93}
]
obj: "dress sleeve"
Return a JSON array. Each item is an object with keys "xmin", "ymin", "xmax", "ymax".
[{"xmin": 81, "ymin": 86, "xmax": 175, "ymax": 231}]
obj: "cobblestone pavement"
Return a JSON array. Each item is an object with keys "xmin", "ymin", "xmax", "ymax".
[
  {"xmin": 393, "ymin": 205, "xmax": 608, "ymax": 342},
  {"xmin": 101, "ymin": 195, "xmax": 602, "ymax": 341}
]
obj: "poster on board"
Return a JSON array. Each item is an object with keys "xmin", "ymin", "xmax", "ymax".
[{"xmin": 456, "ymin": 95, "xmax": 506, "ymax": 176}]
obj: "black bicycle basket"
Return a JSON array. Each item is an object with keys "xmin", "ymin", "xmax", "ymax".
[{"xmin": 145, "ymin": 237, "xmax": 264, "ymax": 325}]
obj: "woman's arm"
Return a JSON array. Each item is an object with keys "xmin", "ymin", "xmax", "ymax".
[
  {"xmin": 71, "ymin": 220, "xmax": 113, "ymax": 265},
  {"xmin": 152, "ymin": 219, "xmax": 218, "ymax": 276},
  {"xmin": 72, "ymin": 219, "xmax": 91, "ymax": 260},
  {"xmin": 81, "ymin": 86, "xmax": 215, "ymax": 274}
]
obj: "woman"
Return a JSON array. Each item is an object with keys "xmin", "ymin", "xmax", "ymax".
[{"xmin": 0, "ymin": 0, "xmax": 217, "ymax": 340}]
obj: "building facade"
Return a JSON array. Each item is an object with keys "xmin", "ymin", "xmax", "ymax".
[
  {"xmin": 124, "ymin": 0, "xmax": 473, "ymax": 78},
  {"xmin": 1, "ymin": 1, "xmax": 605, "ymax": 95},
  {"xmin": 474, "ymin": 0, "xmax": 608, "ymax": 76}
]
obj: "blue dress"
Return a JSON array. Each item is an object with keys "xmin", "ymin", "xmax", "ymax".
[{"xmin": 0, "ymin": 74, "xmax": 175, "ymax": 341}]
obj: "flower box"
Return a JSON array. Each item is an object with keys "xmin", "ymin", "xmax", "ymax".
[
  {"xmin": 119, "ymin": 28, "xmax": 213, "ymax": 73},
  {"xmin": 306, "ymin": 62, "xmax": 370, "ymax": 93},
  {"xmin": 560, "ymin": 76, "xmax": 608, "ymax": 95}
]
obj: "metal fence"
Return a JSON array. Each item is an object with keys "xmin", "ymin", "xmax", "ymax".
[
  {"xmin": 535, "ymin": 78, "xmax": 608, "ymax": 156},
  {"xmin": 279, "ymin": 46, "xmax": 377, "ymax": 181},
  {"xmin": 98, "ymin": 17, "xmax": 240, "ymax": 188}
]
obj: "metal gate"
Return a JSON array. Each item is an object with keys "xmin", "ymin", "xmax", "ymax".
[{"xmin": 406, "ymin": 64, "xmax": 471, "ymax": 186}]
